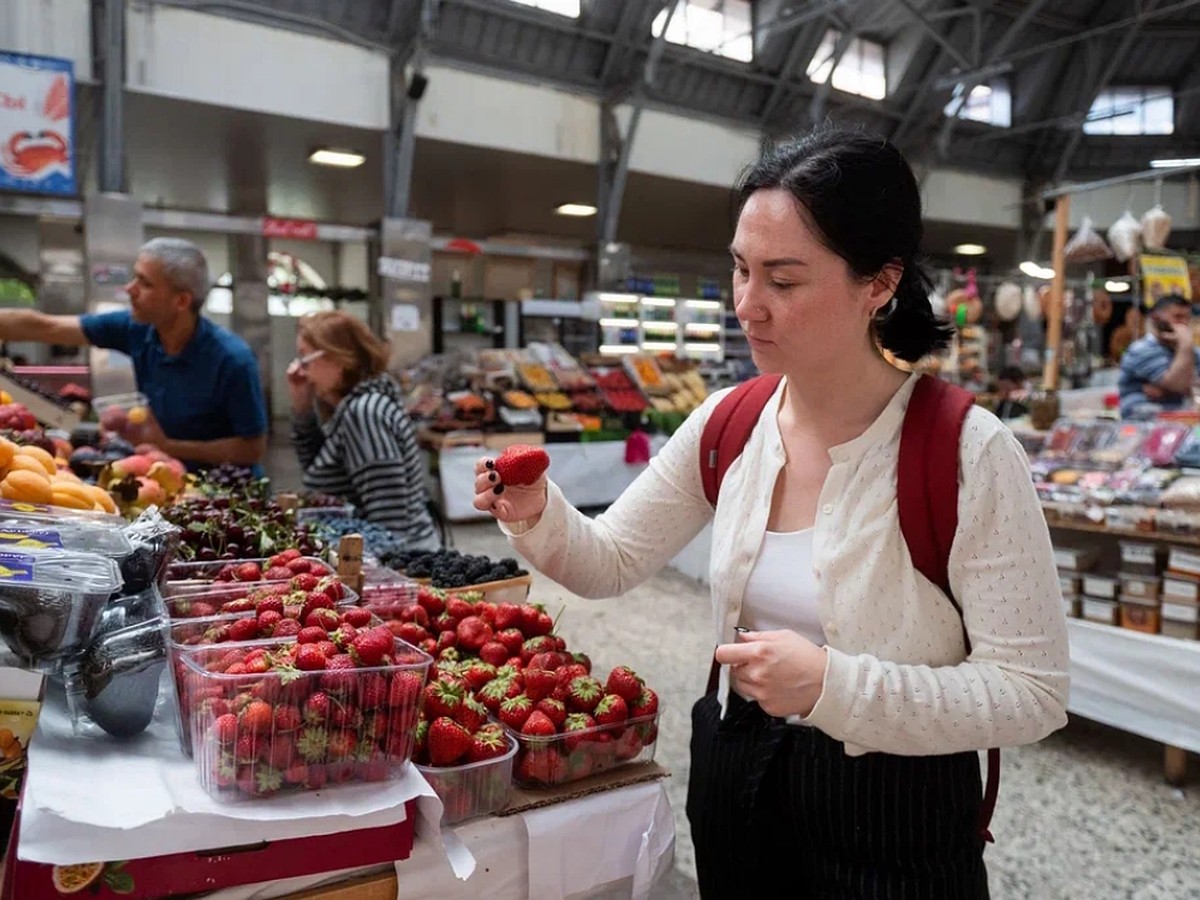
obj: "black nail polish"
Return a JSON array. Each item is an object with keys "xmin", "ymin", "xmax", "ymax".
[
  {"xmin": 488, "ymin": 472, "xmax": 497, "ymax": 483},
  {"xmin": 485, "ymin": 460, "xmax": 494, "ymax": 470},
  {"xmin": 493, "ymin": 484, "xmax": 504, "ymax": 495}
]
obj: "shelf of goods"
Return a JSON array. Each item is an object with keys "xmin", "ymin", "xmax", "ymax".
[
  {"xmin": 592, "ymin": 292, "xmax": 726, "ymax": 363},
  {"xmin": 1030, "ymin": 413, "xmax": 1200, "ymax": 784},
  {"xmin": 0, "ymin": 474, "xmax": 676, "ymax": 899}
]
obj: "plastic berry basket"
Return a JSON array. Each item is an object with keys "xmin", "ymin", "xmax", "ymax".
[
  {"xmin": 162, "ymin": 561, "xmax": 341, "ymax": 605},
  {"xmin": 360, "ymin": 578, "xmax": 419, "ymax": 619},
  {"xmin": 179, "ymin": 635, "xmax": 432, "ymax": 800},
  {"xmin": 415, "ymin": 734, "xmax": 518, "ymax": 824},
  {"xmin": 501, "ymin": 710, "xmax": 662, "ymax": 788},
  {"xmin": 164, "ymin": 556, "xmax": 334, "ymax": 588}
]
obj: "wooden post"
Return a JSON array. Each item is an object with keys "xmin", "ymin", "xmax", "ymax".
[
  {"xmin": 337, "ymin": 533, "xmax": 364, "ymax": 596},
  {"xmin": 276, "ymin": 492, "xmax": 300, "ymax": 514},
  {"xmin": 1165, "ymin": 744, "xmax": 1188, "ymax": 786},
  {"xmin": 1042, "ymin": 194, "xmax": 1072, "ymax": 390}
]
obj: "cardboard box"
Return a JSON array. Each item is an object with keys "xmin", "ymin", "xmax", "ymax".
[{"xmin": 1, "ymin": 799, "xmax": 416, "ymax": 900}]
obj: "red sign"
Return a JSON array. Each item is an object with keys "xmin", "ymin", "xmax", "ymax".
[{"xmin": 261, "ymin": 217, "xmax": 318, "ymax": 240}]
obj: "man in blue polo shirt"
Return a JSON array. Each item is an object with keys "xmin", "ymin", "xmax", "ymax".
[
  {"xmin": 0, "ymin": 237, "xmax": 267, "ymax": 469},
  {"xmin": 1118, "ymin": 293, "xmax": 1200, "ymax": 420}
]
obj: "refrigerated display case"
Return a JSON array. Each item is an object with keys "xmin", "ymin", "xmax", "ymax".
[{"xmin": 519, "ymin": 299, "xmax": 601, "ymax": 361}]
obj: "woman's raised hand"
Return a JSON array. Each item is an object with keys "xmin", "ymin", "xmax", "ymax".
[{"xmin": 472, "ymin": 456, "xmax": 548, "ymax": 524}]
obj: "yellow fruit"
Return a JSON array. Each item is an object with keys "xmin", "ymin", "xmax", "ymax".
[
  {"xmin": 48, "ymin": 481, "xmax": 93, "ymax": 505},
  {"xmin": 51, "ymin": 862, "xmax": 104, "ymax": 895},
  {"xmin": 15, "ymin": 445, "xmax": 57, "ymax": 476},
  {"xmin": 0, "ymin": 391, "xmax": 10, "ymax": 404},
  {"xmin": 2, "ymin": 470, "xmax": 53, "ymax": 504},
  {"xmin": 54, "ymin": 468, "xmax": 82, "ymax": 483},
  {"xmin": 0, "ymin": 439, "xmax": 14, "ymax": 469},
  {"xmin": 127, "ymin": 406, "xmax": 149, "ymax": 426},
  {"xmin": 83, "ymin": 485, "xmax": 118, "ymax": 514},
  {"xmin": 51, "ymin": 490, "xmax": 93, "ymax": 511},
  {"xmin": 8, "ymin": 455, "xmax": 46, "ymax": 476}
]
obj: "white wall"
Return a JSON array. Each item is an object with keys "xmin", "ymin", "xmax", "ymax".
[
  {"xmin": 616, "ymin": 105, "xmax": 761, "ymax": 189},
  {"xmin": 2, "ymin": 0, "xmax": 92, "ymax": 83},
  {"xmin": 124, "ymin": 5, "xmax": 389, "ymax": 129},
  {"xmin": 922, "ymin": 169, "xmax": 1024, "ymax": 229},
  {"xmin": 416, "ymin": 65, "xmax": 600, "ymax": 163}
]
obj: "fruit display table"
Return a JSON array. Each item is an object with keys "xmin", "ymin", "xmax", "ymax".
[{"xmin": 434, "ymin": 438, "xmax": 668, "ymax": 522}]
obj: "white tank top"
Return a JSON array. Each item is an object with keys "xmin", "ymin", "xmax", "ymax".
[{"xmin": 739, "ymin": 528, "xmax": 825, "ymax": 646}]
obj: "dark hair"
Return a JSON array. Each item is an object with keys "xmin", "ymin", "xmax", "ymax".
[
  {"xmin": 1151, "ymin": 293, "xmax": 1192, "ymax": 314},
  {"xmin": 997, "ymin": 366, "xmax": 1026, "ymax": 383},
  {"xmin": 734, "ymin": 128, "xmax": 953, "ymax": 362}
]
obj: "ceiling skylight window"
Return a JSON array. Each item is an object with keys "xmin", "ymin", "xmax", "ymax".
[
  {"xmin": 945, "ymin": 80, "xmax": 1012, "ymax": 128},
  {"xmin": 1084, "ymin": 87, "xmax": 1174, "ymax": 135},
  {"xmin": 507, "ymin": 0, "xmax": 581, "ymax": 18},
  {"xmin": 806, "ymin": 30, "xmax": 886, "ymax": 101},
  {"xmin": 652, "ymin": 1, "xmax": 754, "ymax": 64}
]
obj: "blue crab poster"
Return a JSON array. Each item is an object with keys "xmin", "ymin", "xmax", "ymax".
[{"xmin": 0, "ymin": 53, "xmax": 75, "ymax": 196}]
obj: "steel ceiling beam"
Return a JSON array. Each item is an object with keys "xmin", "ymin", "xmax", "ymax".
[
  {"xmin": 758, "ymin": 19, "xmax": 826, "ymax": 126},
  {"xmin": 888, "ymin": 0, "xmax": 972, "ymax": 69},
  {"xmin": 938, "ymin": 0, "xmax": 1052, "ymax": 156},
  {"xmin": 1053, "ymin": 0, "xmax": 1164, "ymax": 183},
  {"xmin": 99, "ymin": 0, "xmax": 126, "ymax": 193},
  {"xmin": 149, "ymin": 0, "xmax": 393, "ymax": 52}
]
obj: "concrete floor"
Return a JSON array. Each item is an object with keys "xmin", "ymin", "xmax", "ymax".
[{"xmin": 266, "ymin": 434, "xmax": 1200, "ymax": 900}]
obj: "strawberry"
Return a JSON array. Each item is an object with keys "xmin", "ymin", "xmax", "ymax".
[
  {"xmin": 389, "ymin": 670, "xmax": 425, "ymax": 709},
  {"xmin": 331, "ymin": 623, "xmax": 358, "ymax": 649},
  {"xmin": 357, "ymin": 752, "xmax": 391, "ymax": 782},
  {"xmin": 438, "ymin": 647, "xmax": 460, "ymax": 665},
  {"xmin": 234, "ymin": 733, "xmax": 261, "ymax": 763},
  {"xmin": 412, "ymin": 718, "xmax": 429, "ymax": 763},
  {"xmin": 443, "ymin": 595, "xmax": 472, "ymax": 620},
  {"xmin": 287, "ymin": 558, "xmax": 313, "ymax": 575},
  {"xmin": 316, "ymin": 640, "xmax": 339, "ymax": 659},
  {"xmin": 463, "ymin": 661, "xmax": 497, "ymax": 691},
  {"xmin": 594, "ymin": 694, "xmax": 628, "ymax": 727},
  {"xmin": 284, "ymin": 761, "xmax": 310, "ymax": 785},
  {"xmin": 303, "ymin": 692, "xmax": 332, "ymax": 725},
  {"xmin": 235, "ymin": 563, "xmax": 262, "ymax": 582},
  {"xmin": 189, "ymin": 601, "xmax": 218, "ymax": 619},
  {"xmin": 228, "ymin": 617, "xmax": 259, "ymax": 643},
  {"xmin": 266, "ymin": 739, "xmax": 295, "ymax": 770},
  {"xmin": 572, "ymin": 652, "xmax": 592, "ymax": 674},
  {"xmin": 257, "ymin": 610, "xmax": 283, "ymax": 635},
  {"xmin": 351, "ymin": 627, "xmax": 393, "ymax": 667},
  {"xmin": 479, "ymin": 641, "xmax": 509, "ymax": 667},
  {"xmin": 436, "ymin": 630, "xmax": 458, "ymax": 654},
  {"xmin": 417, "ymin": 587, "xmax": 446, "ymax": 617},
  {"xmin": 467, "ymin": 727, "xmax": 509, "ymax": 763},
  {"xmin": 305, "ymin": 608, "xmax": 340, "ymax": 632},
  {"xmin": 552, "ymin": 635, "xmax": 567, "ymax": 652},
  {"xmin": 418, "ymin": 637, "xmax": 437, "ymax": 657},
  {"xmin": 631, "ymin": 687, "xmax": 659, "ymax": 720},
  {"xmin": 493, "ymin": 444, "xmax": 549, "ymax": 486},
  {"xmin": 562, "ymin": 713, "xmax": 597, "ymax": 752},
  {"xmin": 532, "ymin": 611, "xmax": 555, "ymax": 637},
  {"xmin": 302, "ymin": 593, "xmax": 335, "ymax": 621},
  {"xmin": 241, "ymin": 700, "xmax": 274, "ymax": 735},
  {"xmin": 518, "ymin": 604, "xmax": 544, "ymax": 635},
  {"xmin": 296, "ymin": 726, "xmax": 329, "ymax": 762},
  {"xmin": 321, "ymin": 654, "xmax": 357, "ymax": 693},
  {"xmin": 297, "ymin": 626, "xmax": 326, "ymax": 645},
  {"xmin": 528, "ymin": 651, "xmax": 568, "ymax": 672},
  {"xmin": 556, "ymin": 663, "xmax": 588, "ymax": 687},
  {"xmin": 521, "ymin": 710, "xmax": 557, "ymax": 736},
  {"xmin": 360, "ymin": 673, "xmax": 389, "ymax": 709},
  {"xmin": 536, "ymin": 698, "xmax": 567, "ymax": 730},
  {"xmin": 292, "ymin": 573, "xmax": 320, "ymax": 593},
  {"xmin": 455, "ymin": 695, "xmax": 488, "ymax": 733},
  {"xmin": 341, "ymin": 606, "xmax": 374, "ymax": 628},
  {"xmin": 397, "ymin": 604, "xmax": 430, "ymax": 627},
  {"xmin": 495, "ymin": 628, "xmax": 524, "ymax": 656},
  {"xmin": 604, "ymin": 666, "xmax": 643, "ymax": 704},
  {"xmin": 428, "ymin": 717, "xmax": 471, "ymax": 765},
  {"xmin": 257, "ymin": 596, "xmax": 285, "ymax": 616},
  {"xmin": 423, "ymin": 680, "xmax": 464, "ymax": 720},
  {"xmin": 274, "ymin": 706, "xmax": 302, "ymax": 732},
  {"xmin": 295, "ymin": 644, "xmax": 328, "ymax": 671},
  {"xmin": 493, "ymin": 603, "xmax": 522, "ymax": 632},
  {"xmin": 432, "ymin": 612, "xmax": 458, "ymax": 634},
  {"xmin": 520, "ymin": 636, "xmax": 557, "ymax": 665},
  {"xmin": 273, "ymin": 619, "xmax": 302, "ymax": 638},
  {"xmin": 265, "ymin": 565, "xmax": 293, "ymax": 581},
  {"xmin": 523, "ymin": 668, "xmax": 559, "ymax": 703},
  {"xmin": 614, "ymin": 727, "xmax": 645, "ymax": 760},
  {"xmin": 566, "ymin": 676, "xmax": 604, "ymax": 713},
  {"xmin": 476, "ymin": 677, "xmax": 513, "ymax": 713},
  {"xmin": 326, "ymin": 730, "xmax": 358, "ymax": 761},
  {"xmin": 456, "ymin": 616, "xmax": 493, "ymax": 652},
  {"xmin": 217, "ymin": 564, "xmax": 238, "ymax": 582},
  {"xmin": 213, "ymin": 713, "xmax": 239, "ymax": 745},
  {"xmin": 516, "ymin": 747, "xmax": 566, "ymax": 785},
  {"xmin": 498, "ymin": 694, "xmax": 534, "ymax": 731}
]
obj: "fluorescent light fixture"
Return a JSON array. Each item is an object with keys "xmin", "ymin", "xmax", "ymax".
[
  {"xmin": 1019, "ymin": 261, "xmax": 1055, "ymax": 279},
  {"xmin": 640, "ymin": 298, "xmax": 676, "ymax": 307},
  {"xmin": 599, "ymin": 317, "xmax": 638, "ymax": 328},
  {"xmin": 599, "ymin": 344, "xmax": 639, "ymax": 355},
  {"xmin": 641, "ymin": 341, "xmax": 677, "ymax": 351},
  {"xmin": 1105, "ymin": 280, "xmax": 1132, "ymax": 292},
  {"xmin": 685, "ymin": 323, "xmax": 722, "ymax": 331},
  {"xmin": 309, "ymin": 148, "xmax": 365, "ymax": 168},
  {"xmin": 685, "ymin": 299, "xmax": 723, "ymax": 309},
  {"xmin": 1149, "ymin": 157, "xmax": 1200, "ymax": 168},
  {"xmin": 684, "ymin": 342, "xmax": 723, "ymax": 352},
  {"xmin": 597, "ymin": 292, "xmax": 638, "ymax": 304},
  {"xmin": 953, "ymin": 243, "xmax": 987, "ymax": 256},
  {"xmin": 555, "ymin": 203, "xmax": 597, "ymax": 217},
  {"xmin": 642, "ymin": 322, "xmax": 679, "ymax": 333}
]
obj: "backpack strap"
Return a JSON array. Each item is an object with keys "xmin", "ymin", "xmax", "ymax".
[
  {"xmin": 699, "ymin": 375, "xmax": 783, "ymax": 507},
  {"xmin": 897, "ymin": 374, "xmax": 999, "ymax": 845}
]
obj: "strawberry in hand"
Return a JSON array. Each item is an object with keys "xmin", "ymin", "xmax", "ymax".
[{"xmin": 472, "ymin": 447, "xmax": 550, "ymax": 524}]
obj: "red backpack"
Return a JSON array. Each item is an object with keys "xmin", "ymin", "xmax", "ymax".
[{"xmin": 699, "ymin": 373, "xmax": 999, "ymax": 843}]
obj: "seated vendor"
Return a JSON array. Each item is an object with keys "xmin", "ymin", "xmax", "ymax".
[
  {"xmin": 0, "ymin": 238, "xmax": 267, "ymax": 470},
  {"xmin": 1118, "ymin": 294, "xmax": 1200, "ymax": 420}
]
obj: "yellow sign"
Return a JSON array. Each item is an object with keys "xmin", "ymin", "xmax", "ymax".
[{"xmin": 1140, "ymin": 254, "xmax": 1192, "ymax": 308}]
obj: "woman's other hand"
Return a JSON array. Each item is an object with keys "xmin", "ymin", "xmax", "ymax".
[
  {"xmin": 286, "ymin": 358, "xmax": 314, "ymax": 415},
  {"xmin": 472, "ymin": 456, "xmax": 548, "ymax": 524},
  {"xmin": 715, "ymin": 630, "xmax": 828, "ymax": 719}
]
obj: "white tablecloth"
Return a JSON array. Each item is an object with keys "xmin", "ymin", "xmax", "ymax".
[
  {"xmin": 1066, "ymin": 618, "xmax": 1200, "ymax": 752},
  {"xmin": 205, "ymin": 781, "xmax": 676, "ymax": 900},
  {"xmin": 437, "ymin": 439, "xmax": 667, "ymax": 522}
]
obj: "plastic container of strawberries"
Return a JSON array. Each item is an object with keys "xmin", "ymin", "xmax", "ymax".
[
  {"xmin": 178, "ymin": 635, "xmax": 432, "ymax": 800},
  {"xmin": 415, "ymin": 734, "xmax": 518, "ymax": 824},
  {"xmin": 502, "ymin": 710, "xmax": 661, "ymax": 788},
  {"xmin": 163, "ymin": 575, "xmax": 355, "ymax": 617},
  {"xmin": 163, "ymin": 556, "xmax": 333, "ymax": 587}
]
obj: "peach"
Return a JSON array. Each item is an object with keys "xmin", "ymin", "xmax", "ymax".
[{"xmin": 112, "ymin": 454, "xmax": 152, "ymax": 479}]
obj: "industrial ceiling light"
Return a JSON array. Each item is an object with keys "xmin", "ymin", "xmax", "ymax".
[
  {"xmin": 953, "ymin": 243, "xmax": 987, "ymax": 256},
  {"xmin": 555, "ymin": 203, "xmax": 597, "ymax": 217},
  {"xmin": 1150, "ymin": 157, "xmax": 1200, "ymax": 168},
  {"xmin": 1019, "ymin": 260, "xmax": 1054, "ymax": 279},
  {"xmin": 1105, "ymin": 280, "xmax": 1132, "ymax": 292},
  {"xmin": 309, "ymin": 148, "xmax": 366, "ymax": 168}
]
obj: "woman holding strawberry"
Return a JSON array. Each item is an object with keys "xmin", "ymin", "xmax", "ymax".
[{"xmin": 474, "ymin": 128, "xmax": 1069, "ymax": 899}]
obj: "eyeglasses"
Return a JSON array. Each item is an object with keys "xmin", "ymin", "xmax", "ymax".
[{"xmin": 296, "ymin": 350, "xmax": 325, "ymax": 369}]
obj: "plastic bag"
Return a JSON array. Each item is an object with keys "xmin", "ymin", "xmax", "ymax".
[
  {"xmin": 1023, "ymin": 284, "xmax": 1041, "ymax": 321},
  {"xmin": 994, "ymin": 282, "xmax": 1022, "ymax": 321},
  {"xmin": 121, "ymin": 505, "xmax": 182, "ymax": 595},
  {"xmin": 1160, "ymin": 475, "xmax": 1200, "ymax": 509},
  {"xmin": 1064, "ymin": 217, "xmax": 1113, "ymax": 264},
  {"xmin": 1141, "ymin": 204, "xmax": 1172, "ymax": 249},
  {"xmin": 1107, "ymin": 210, "xmax": 1142, "ymax": 262}
]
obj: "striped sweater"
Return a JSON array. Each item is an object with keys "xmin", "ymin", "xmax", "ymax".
[{"xmin": 291, "ymin": 375, "xmax": 436, "ymax": 547}]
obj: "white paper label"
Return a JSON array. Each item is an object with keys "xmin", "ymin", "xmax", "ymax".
[
  {"xmin": 1058, "ymin": 575, "xmax": 1078, "ymax": 593},
  {"xmin": 1162, "ymin": 601, "xmax": 1200, "ymax": 623},
  {"xmin": 1120, "ymin": 577, "xmax": 1157, "ymax": 598},
  {"xmin": 1168, "ymin": 548, "xmax": 1200, "ymax": 573},
  {"xmin": 1083, "ymin": 576, "xmax": 1115, "ymax": 598},
  {"xmin": 378, "ymin": 256, "xmax": 431, "ymax": 282},
  {"xmin": 1163, "ymin": 578, "xmax": 1198, "ymax": 601},
  {"xmin": 390, "ymin": 303, "xmax": 421, "ymax": 332},
  {"xmin": 1121, "ymin": 543, "xmax": 1157, "ymax": 565},
  {"xmin": 1061, "ymin": 597, "xmax": 1077, "ymax": 616},
  {"xmin": 1054, "ymin": 549, "xmax": 1086, "ymax": 569},
  {"xmin": 1082, "ymin": 599, "xmax": 1116, "ymax": 622}
]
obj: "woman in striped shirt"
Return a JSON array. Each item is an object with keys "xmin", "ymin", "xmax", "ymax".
[{"xmin": 287, "ymin": 311, "xmax": 438, "ymax": 550}]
